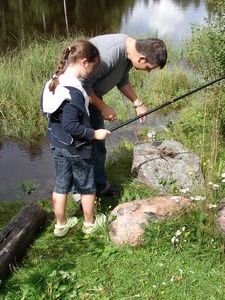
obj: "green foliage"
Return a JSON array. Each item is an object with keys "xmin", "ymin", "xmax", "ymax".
[
  {"xmin": 0, "ymin": 35, "xmax": 194, "ymax": 141},
  {"xmin": 1, "ymin": 4, "xmax": 225, "ymax": 298},
  {"xmin": 2, "ymin": 131, "xmax": 225, "ymax": 299},
  {"xmin": 130, "ymin": 65, "xmax": 198, "ymax": 114},
  {"xmin": 0, "ymin": 37, "xmax": 77, "ymax": 141},
  {"xmin": 186, "ymin": 13, "xmax": 225, "ymax": 79},
  {"xmin": 0, "ymin": 202, "xmax": 23, "ymax": 229},
  {"xmin": 206, "ymin": 0, "xmax": 225, "ymax": 15},
  {"xmin": 2, "ymin": 199, "xmax": 225, "ymax": 299},
  {"xmin": 19, "ymin": 180, "xmax": 39, "ymax": 196}
]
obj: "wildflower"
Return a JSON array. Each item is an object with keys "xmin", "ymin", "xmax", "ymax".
[
  {"xmin": 170, "ymin": 276, "xmax": 175, "ymax": 282},
  {"xmin": 212, "ymin": 184, "xmax": 219, "ymax": 190},
  {"xmin": 208, "ymin": 204, "xmax": 217, "ymax": 209},
  {"xmin": 170, "ymin": 196, "xmax": 180, "ymax": 203},
  {"xmin": 222, "ymin": 179, "xmax": 225, "ymax": 183},
  {"xmin": 171, "ymin": 236, "xmax": 179, "ymax": 244},
  {"xmin": 175, "ymin": 230, "xmax": 182, "ymax": 237},
  {"xmin": 190, "ymin": 195, "xmax": 206, "ymax": 201},
  {"xmin": 221, "ymin": 173, "xmax": 225, "ymax": 178},
  {"xmin": 179, "ymin": 188, "xmax": 190, "ymax": 194},
  {"xmin": 161, "ymin": 282, "xmax": 166, "ymax": 286},
  {"xmin": 153, "ymin": 285, "xmax": 157, "ymax": 288},
  {"xmin": 182, "ymin": 226, "xmax": 186, "ymax": 232},
  {"xmin": 196, "ymin": 196, "xmax": 206, "ymax": 201},
  {"xmin": 158, "ymin": 263, "xmax": 164, "ymax": 267},
  {"xmin": 208, "ymin": 182, "xmax": 213, "ymax": 186}
]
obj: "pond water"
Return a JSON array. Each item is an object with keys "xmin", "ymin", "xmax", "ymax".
[
  {"xmin": 0, "ymin": 0, "xmax": 210, "ymax": 201},
  {"xmin": 0, "ymin": 113, "xmax": 176, "ymax": 201},
  {"xmin": 0, "ymin": 0, "xmax": 210, "ymax": 52}
]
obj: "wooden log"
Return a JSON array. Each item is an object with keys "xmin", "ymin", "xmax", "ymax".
[{"xmin": 0, "ymin": 202, "xmax": 47, "ymax": 279}]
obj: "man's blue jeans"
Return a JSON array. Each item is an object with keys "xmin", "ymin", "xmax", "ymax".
[{"xmin": 89, "ymin": 104, "xmax": 108, "ymax": 191}]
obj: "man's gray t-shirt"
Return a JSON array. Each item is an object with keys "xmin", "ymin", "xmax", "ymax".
[{"xmin": 82, "ymin": 34, "xmax": 133, "ymax": 97}]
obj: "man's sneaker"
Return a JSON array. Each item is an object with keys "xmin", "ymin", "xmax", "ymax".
[
  {"xmin": 54, "ymin": 217, "xmax": 78, "ymax": 237},
  {"xmin": 72, "ymin": 193, "xmax": 81, "ymax": 203},
  {"xmin": 82, "ymin": 214, "xmax": 107, "ymax": 234},
  {"xmin": 97, "ymin": 183, "xmax": 121, "ymax": 198}
]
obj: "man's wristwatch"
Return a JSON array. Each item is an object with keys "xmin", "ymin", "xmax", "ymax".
[{"xmin": 133, "ymin": 98, "xmax": 143, "ymax": 108}]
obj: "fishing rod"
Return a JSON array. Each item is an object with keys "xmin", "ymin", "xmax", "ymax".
[{"xmin": 76, "ymin": 74, "xmax": 225, "ymax": 149}]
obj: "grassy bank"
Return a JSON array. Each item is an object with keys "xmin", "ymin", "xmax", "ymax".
[
  {"xmin": 1, "ymin": 6, "xmax": 225, "ymax": 298},
  {"xmin": 1, "ymin": 143, "xmax": 225, "ymax": 299},
  {"xmin": 0, "ymin": 35, "xmax": 197, "ymax": 142}
]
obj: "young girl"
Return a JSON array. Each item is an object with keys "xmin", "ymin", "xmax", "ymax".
[{"xmin": 41, "ymin": 40, "xmax": 110, "ymax": 237}]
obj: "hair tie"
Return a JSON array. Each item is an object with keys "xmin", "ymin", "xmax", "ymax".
[
  {"xmin": 52, "ymin": 74, "xmax": 58, "ymax": 79},
  {"xmin": 68, "ymin": 46, "xmax": 71, "ymax": 52}
]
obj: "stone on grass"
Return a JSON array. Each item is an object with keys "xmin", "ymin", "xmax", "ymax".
[
  {"xmin": 131, "ymin": 140, "xmax": 205, "ymax": 193},
  {"xmin": 109, "ymin": 196, "xmax": 192, "ymax": 246},
  {"xmin": 218, "ymin": 202, "xmax": 225, "ymax": 233}
]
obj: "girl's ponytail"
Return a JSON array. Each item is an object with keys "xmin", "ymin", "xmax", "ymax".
[
  {"xmin": 48, "ymin": 40, "xmax": 100, "ymax": 94},
  {"xmin": 49, "ymin": 46, "xmax": 72, "ymax": 93}
]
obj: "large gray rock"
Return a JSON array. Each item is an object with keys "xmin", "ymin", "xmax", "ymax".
[
  {"xmin": 109, "ymin": 196, "xmax": 192, "ymax": 246},
  {"xmin": 131, "ymin": 140, "xmax": 205, "ymax": 193}
]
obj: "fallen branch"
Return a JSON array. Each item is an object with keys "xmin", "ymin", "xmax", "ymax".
[{"xmin": 0, "ymin": 202, "xmax": 47, "ymax": 279}]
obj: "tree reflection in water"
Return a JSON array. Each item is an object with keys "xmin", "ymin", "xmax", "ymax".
[{"xmin": 0, "ymin": 0, "xmax": 211, "ymax": 53}]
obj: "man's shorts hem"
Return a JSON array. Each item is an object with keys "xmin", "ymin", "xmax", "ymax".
[
  {"xmin": 54, "ymin": 187, "xmax": 73, "ymax": 194},
  {"xmin": 53, "ymin": 188, "xmax": 96, "ymax": 195},
  {"xmin": 78, "ymin": 188, "xmax": 96, "ymax": 195}
]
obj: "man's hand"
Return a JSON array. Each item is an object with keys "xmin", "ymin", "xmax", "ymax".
[
  {"xmin": 135, "ymin": 104, "xmax": 148, "ymax": 123},
  {"xmin": 101, "ymin": 105, "xmax": 117, "ymax": 121},
  {"xmin": 89, "ymin": 94, "xmax": 117, "ymax": 121}
]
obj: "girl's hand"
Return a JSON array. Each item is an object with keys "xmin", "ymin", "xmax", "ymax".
[{"xmin": 94, "ymin": 129, "xmax": 111, "ymax": 140}]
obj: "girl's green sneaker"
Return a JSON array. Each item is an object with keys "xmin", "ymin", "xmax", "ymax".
[{"xmin": 54, "ymin": 217, "xmax": 78, "ymax": 237}]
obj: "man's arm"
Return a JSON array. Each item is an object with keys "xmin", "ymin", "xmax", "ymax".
[
  {"xmin": 119, "ymin": 83, "xmax": 147, "ymax": 123},
  {"xmin": 81, "ymin": 65, "xmax": 117, "ymax": 121}
]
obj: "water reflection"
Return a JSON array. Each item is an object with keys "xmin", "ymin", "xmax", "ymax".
[
  {"xmin": 0, "ymin": 0, "xmax": 135, "ymax": 52},
  {"xmin": 0, "ymin": 0, "xmax": 209, "ymax": 52},
  {"xmin": 120, "ymin": 0, "xmax": 208, "ymax": 42}
]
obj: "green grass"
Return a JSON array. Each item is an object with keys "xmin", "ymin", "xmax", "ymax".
[
  {"xmin": 0, "ymin": 202, "xmax": 24, "ymax": 230},
  {"xmin": 0, "ymin": 37, "xmax": 77, "ymax": 142},
  {"xmin": 0, "ymin": 36, "xmax": 196, "ymax": 142},
  {"xmin": 1, "ymin": 200, "xmax": 225, "ymax": 299},
  {"xmin": 1, "ymin": 141, "xmax": 225, "ymax": 299},
  {"xmin": 1, "ymin": 21, "xmax": 225, "ymax": 299}
]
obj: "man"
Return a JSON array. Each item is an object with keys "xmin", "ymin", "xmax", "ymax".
[{"xmin": 81, "ymin": 34, "xmax": 167, "ymax": 197}]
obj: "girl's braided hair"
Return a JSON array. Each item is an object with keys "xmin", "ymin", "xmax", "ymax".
[{"xmin": 49, "ymin": 39, "xmax": 100, "ymax": 93}]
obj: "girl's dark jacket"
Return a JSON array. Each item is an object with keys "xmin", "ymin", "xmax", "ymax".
[{"xmin": 41, "ymin": 72, "xmax": 95, "ymax": 159}]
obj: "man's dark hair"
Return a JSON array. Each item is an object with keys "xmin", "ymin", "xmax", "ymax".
[{"xmin": 135, "ymin": 38, "xmax": 167, "ymax": 69}]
